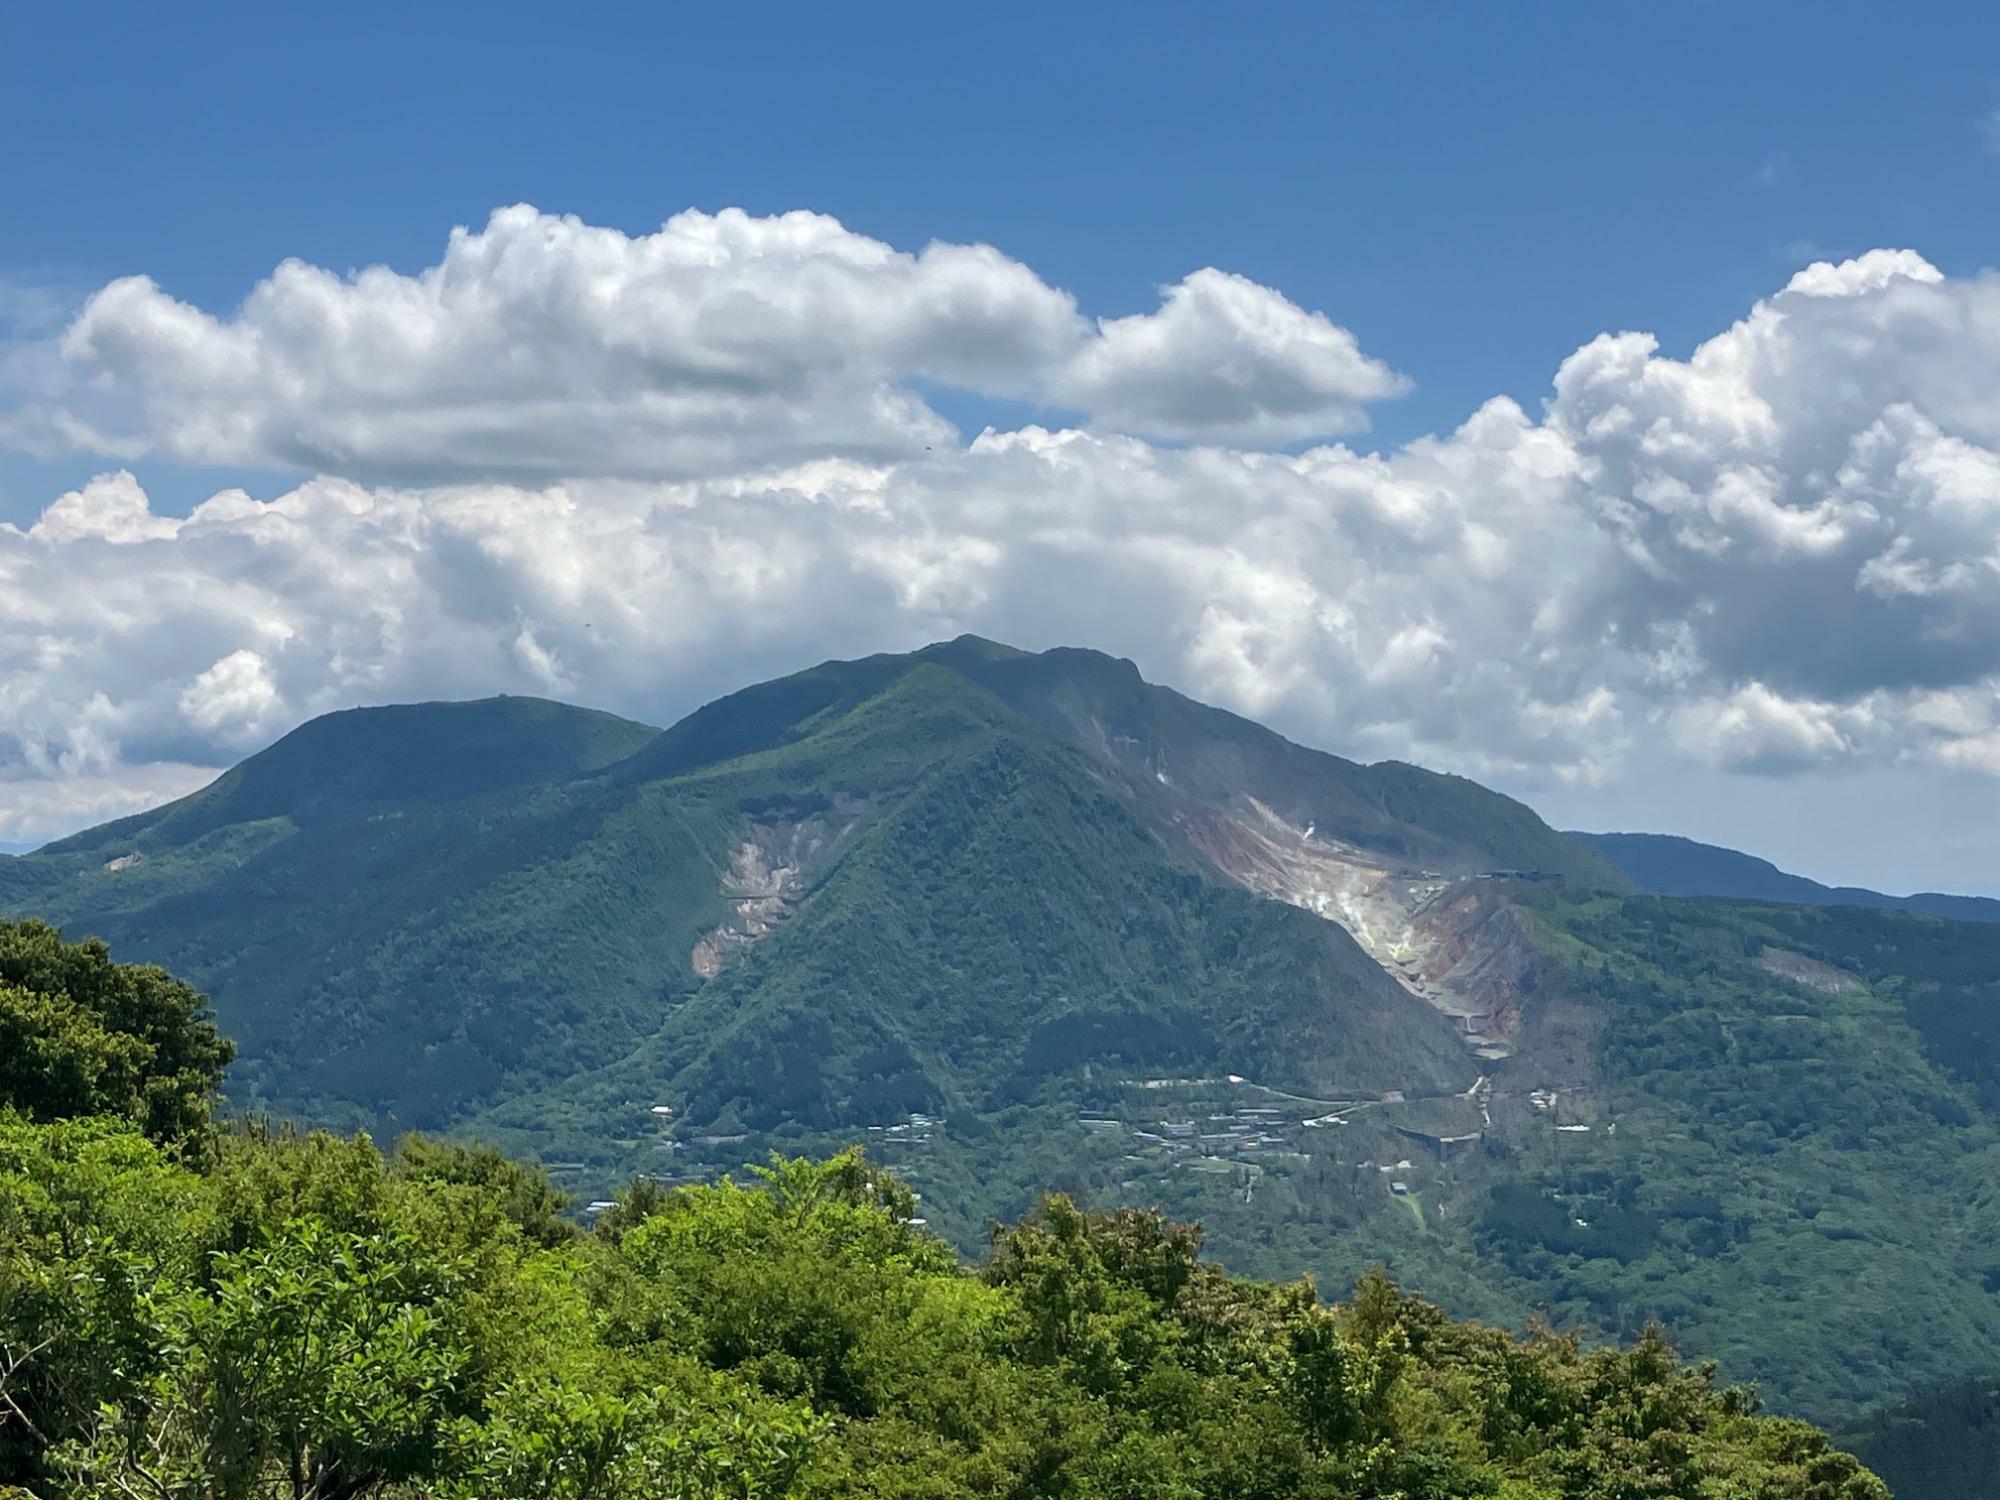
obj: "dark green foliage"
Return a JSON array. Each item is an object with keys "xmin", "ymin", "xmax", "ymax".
[
  {"xmin": 0, "ymin": 764, "xmax": 739, "ymax": 1136},
  {"xmin": 0, "ymin": 1119, "xmax": 1886, "ymax": 1499},
  {"xmin": 1840, "ymin": 1376, "xmax": 2000, "ymax": 1500},
  {"xmin": 612, "ymin": 653, "xmax": 912, "ymax": 783},
  {"xmin": 1757, "ymin": 903, "xmax": 2000, "ymax": 1113},
  {"xmin": 1575, "ymin": 830, "xmax": 2000, "ymax": 922},
  {"xmin": 808, "ymin": 885, "xmax": 2000, "ymax": 1437},
  {"xmin": 3, "ymin": 641, "xmax": 1538, "ymax": 1138},
  {"xmin": 610, "ymin": 718, "xmax": 1474, "ymax": 1135},
  {"xmin": 44, "ymin": 694, "xmax": 662, "ymax": 852},
  {"xmin": 1472, "ymin": 891, "xmax": 2000, "ymax": 1421},
  {"xmin": 1477, "ymin": 1181, "xmax": 1658, "ymax": 1264},
  {"xmin": 9, "ymin": 643, "xmax": 1999, "ymax": 1458},
  {"xmin": 0, "ymin": 918, "xmax": 232, "ymax": 1141}
]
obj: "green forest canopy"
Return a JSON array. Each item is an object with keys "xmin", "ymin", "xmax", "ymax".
[{"xmin": 0, "ymin": 921, "xmax": 1885, "ymax": 1497}]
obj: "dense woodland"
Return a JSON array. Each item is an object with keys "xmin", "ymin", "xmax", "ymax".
[
  {"xmin": 472, "ymin": 879, "xmax": 2000, "ymax": 1437},
  {"xmin": 7, "ymin": 652, "xmax": 2000, "ymax": 1494},
  {"xmin": 0, "ymin": 645, "xmax": 1601, "ymax": 1142},
  {"xmin": 0, "ymin": 919, "xmax": 1890, "ymax": 1497}
]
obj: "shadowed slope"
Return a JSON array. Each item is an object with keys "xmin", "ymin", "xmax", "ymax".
[{"xmin": 1574, "ymin": 830, "xmax": 2000, "ymax": 922}]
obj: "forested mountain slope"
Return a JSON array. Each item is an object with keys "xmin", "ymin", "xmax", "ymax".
[
  {"xmin": 4, "ymin": 639, "xmax": 1588, "ymax": 1136},
  {"xmin": 1840, "ymin": 1376, "xmax": 2000, "ymax": 1500},
  {"xmin": 0, "ymin": 917, "xmax": 1889, "ymax": 1498},
  {"xmin": 7, "ymin": 639, "xmax": 2000, "ymax": 1461},
  {"xmin": 1575, "ymin": 830, "xmax": 2000, "ymax": 923}
]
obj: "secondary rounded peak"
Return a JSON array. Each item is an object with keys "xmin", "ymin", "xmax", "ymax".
[{"xmin": 45, "ymin": 694, "xmax": 662, "ymax": 855}]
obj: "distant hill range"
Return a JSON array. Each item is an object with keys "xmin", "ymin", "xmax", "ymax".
[
  {"xmin": 1572, "ymin": 830, "xmax": 2000, "ymax": 924},
  {"xmin": 7, "ymin": 638, "xmax": 2000, "ymax": 1462},
  {"xmin": 0, "ymin": 637, "xmax": 1614, "ymax": 1138}
]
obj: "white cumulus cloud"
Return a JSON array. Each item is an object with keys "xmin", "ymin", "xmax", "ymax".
[
  {"xmin": 2, "ymin": 206, "xmax": 1406, "ymax": 484},
  {"xmin": 4, "ymin": 223, "xmax": 2000, "ymax": 853},
  {"xmin": 1052, "ymin": 268, "xmax": 1408, "ymax": 443},
  {"xmin": 178, "ymin": 649, "xmax": 284, "ymax": 744}
]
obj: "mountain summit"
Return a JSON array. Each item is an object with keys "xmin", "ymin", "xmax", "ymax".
[
  {"xmin": 8, "ymin": 640, "xmax": 2000, "ymax": 1434},
  {"xmin": 2, "ymin": 639, "xmax": 1611, "ymax": 1134}
]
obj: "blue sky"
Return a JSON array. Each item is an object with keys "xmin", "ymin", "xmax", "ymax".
[
  {"xmin": 9, "ymin": 2, "xmax": 2000, "ymax": 507},
  {"xmin": 5, "ymin": 3, "xmax": 2000, "ymax": 891}
]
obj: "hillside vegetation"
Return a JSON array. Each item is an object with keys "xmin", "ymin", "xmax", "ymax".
[
  {"xmin": 590, "ymin": 885, "xmax": 2000, "ymax": 1438},
  {"xmin": 0, "ymin": 640, "xmax": 1580, "ymax": 1136},
  {"xmin": 1573, "ymin": 832, "xmax": 2000, "ymax": 924},
  {"xmin": 1840, "ymin": 1377, "xmax": 2000, "ymax": 1500},
  {"xmin": 6, "ymin": 640, "xmax": 2000, "ymax": 1479},
  {"xmin": 0, "ymin": 922, "xmax": 1888, "ymax": 1498}
]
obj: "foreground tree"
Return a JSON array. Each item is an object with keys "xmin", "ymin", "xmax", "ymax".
[
  {"xmin": 0, "ymin": 920, "xmax": 232, "ymax": 1143},
  {"xmin": 0, "ymin": 933, "xmax": 1887, "ymax": 1498}
]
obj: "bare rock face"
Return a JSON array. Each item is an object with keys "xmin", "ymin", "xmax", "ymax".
[
  {"xmin": 1176, "ymin": 794, "xmax": 1541, "ymax": 1060},
  {"xmin": 1757, "ymin": 946, "xmax": 1863, "ymax": 994},
  {"xmin": 1405, "ymin": 887, "xmax": 1542, "ymax": 1058},
  {"xmin": 691, "ymin": 800, "xmax": 865, "ymax": 977}
]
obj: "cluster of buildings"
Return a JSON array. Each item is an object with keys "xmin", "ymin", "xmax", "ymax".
[
  {"xmin": 1079, "ymin": 1101, "xmax": 1331, "ymax": 1171},
  {"xmin": 1070, "ymin": 1076, "xmax": 1531, "ymax": 1210},
  {"xmin": 866, "ymin": 1110, "xmax": 940, "ymax": 1146},
  {"xmin": 864, "ymin": 1111, "xmax": 942, "ymax": 1176}
]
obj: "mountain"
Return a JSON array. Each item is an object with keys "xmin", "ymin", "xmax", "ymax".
[
  {"xmin": 8, "ymin": 638, "xmax": 2000, "ymax": 1447},
  {"xmin": 42, "ymin": 694, "xmax": 664, "ymax": 851},
  {"xmin": 2, "ymin": 639, "xmax": 1606, "ymax": 1137},
  {"xmin": 1575, "ymin": 830, "xmax": 2000, "ymax": 923}
]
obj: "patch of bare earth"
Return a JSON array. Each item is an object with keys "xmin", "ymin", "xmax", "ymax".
[
  {"xmin": 1757, "ymin": 947, "xmax": 1862, "ymax": 994},
  {"xmin": 1179, "ymin": 795, "xmax": 1540, "ymax": 1060},
  {"xmin": 691, "ymin": 803, "xmax": 864, "ymax": 977}
]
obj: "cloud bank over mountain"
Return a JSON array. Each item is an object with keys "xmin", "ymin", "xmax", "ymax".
[
  {"xmin": 3, "ymin": 206, "xmax": 1405, "ymax": 482},
  {"xmin": 4, "ymin": 209, "xmax": 1999, "ymax": 848}
]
